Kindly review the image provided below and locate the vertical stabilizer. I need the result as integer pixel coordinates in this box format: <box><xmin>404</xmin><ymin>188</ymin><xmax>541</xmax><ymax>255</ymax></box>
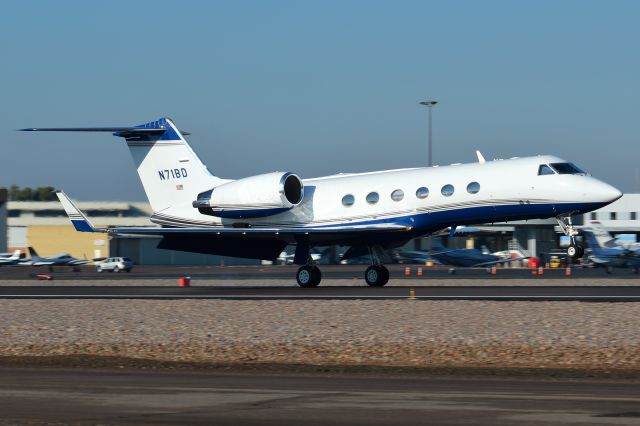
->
<box><xmin>119</xmin><ymin>118</ymin><xmax>226</xmax><ymax>212</ymax></box>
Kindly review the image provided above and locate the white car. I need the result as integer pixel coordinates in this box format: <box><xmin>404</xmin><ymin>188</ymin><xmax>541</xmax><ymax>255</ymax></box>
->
<box><xmin>96</xmin><ymin>257</ymin><xmax>133</xmax><ymax>272</ymax></box>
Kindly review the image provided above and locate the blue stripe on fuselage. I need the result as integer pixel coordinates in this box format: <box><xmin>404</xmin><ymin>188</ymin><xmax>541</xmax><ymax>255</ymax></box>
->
<box><xmin>314</xmin><ymin>201</ymin><xmax>608</xmax><ymax>235</ymax></box>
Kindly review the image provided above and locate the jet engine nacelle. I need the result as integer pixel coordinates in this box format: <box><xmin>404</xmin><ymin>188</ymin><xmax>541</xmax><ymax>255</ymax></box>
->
<box><xmin>193</xmin><ymin>172</ymin><xmax>304</xmax><ymax>219</ymax></box>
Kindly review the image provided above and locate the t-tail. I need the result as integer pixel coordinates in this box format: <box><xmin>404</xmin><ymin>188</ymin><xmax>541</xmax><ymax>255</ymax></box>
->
<box><xmin>27</xmin><ymin>247</ymin><xmax>43</xmax><ymax>262</ymax></box>
<box><xmin>22</xmin><ymin>117</ymin><xmax>226</xmax><ymax>212</ymax></box>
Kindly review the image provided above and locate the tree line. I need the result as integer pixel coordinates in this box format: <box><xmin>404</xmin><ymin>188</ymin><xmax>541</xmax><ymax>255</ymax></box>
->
<box><xmin>1</xmin><ymin>185</ymin><xmax>57</xmax><ymax>201</ymax></box>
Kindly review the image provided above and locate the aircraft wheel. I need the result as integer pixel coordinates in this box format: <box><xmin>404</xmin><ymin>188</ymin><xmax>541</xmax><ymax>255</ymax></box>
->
<box><xmin>365</xmin><ymin>265</ymin><xmax>389</xmax><ymax>287</ymax></box>
<box><xmin>632</xmin><ymin>267</ymin><xmax>639</xmax><ymax>274</ymax></box>
<box><xmin>567</xmin><ymin>245</ymin><xmax>577</xmax><ymax>258</ymax></box>
<box><xmin>448</xmin><ymin>268</ymin><xmax>456</xmax><ymax>275</ymax></box>
<box><xmin>606</xmin><ymin>266</ymin><xmax>613</xmax><ymax>274</ymax></box>
<box><xmin>297</xmin><ymin>265</ymin><xmax>321</xmax><ymax>288</ymax></box>
<box><xmin>96</xmin><ymin>266</ymin><xmax>103</xmax><ymax>273</ymax></box>
<box><xmin>114</xmin><ymin>266</ymin><xmax>120</xmax><ymax>273</ymax></box>
<box><xmin>574</xmin><ymin>245</ymin><xmax>585</xmax><ymax>258</ymax></box>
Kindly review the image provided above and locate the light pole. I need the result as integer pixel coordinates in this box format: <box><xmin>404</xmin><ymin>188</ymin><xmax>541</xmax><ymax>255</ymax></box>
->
<box><xmin>419</xmin><ymin>100</ymin><xmax>438</xmax><ymax>254</ymax></box>
<box><xmin>419</xmin><ymin>100</ymin><xmax>438</xmax><ymax>166</ymax></box>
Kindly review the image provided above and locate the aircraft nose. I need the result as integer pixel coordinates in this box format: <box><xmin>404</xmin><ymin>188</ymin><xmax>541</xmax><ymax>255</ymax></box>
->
<box><xmin>597</xmin><ymin>182</ymin><xmax>623</xmax><ymax>204</ymax></box>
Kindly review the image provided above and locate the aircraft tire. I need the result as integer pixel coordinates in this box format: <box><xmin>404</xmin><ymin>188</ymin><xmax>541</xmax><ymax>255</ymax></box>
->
<box><xmin>567</xmin><ymin>245</ymin><xmax>577</xmax><ymax>258</ymax></box>
<box><xmin>297</xmin><ymin>265</ymin><xmax>321</xmax><ymax>288</ymax></box>
<box><xmin>365</xmin><ymin>265</ymin><xmax>389</xmax><ymax>287</ymax></box>
<box><xmin>575</xmin><ymin>245</ymin><xmax>585</xmax><ymax>258</ymax></box>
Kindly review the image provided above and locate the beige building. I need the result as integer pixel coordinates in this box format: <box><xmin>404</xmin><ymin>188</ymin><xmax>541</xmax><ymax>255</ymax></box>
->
<box><xmin>0</xmin><ymin>189</ymin><xmax>7</xmax><ymax>252</ymax></box>
<box><xmin>8</xmin><ymin>200</ymin><xmax>154</xmax><ymax>259</ymax></box>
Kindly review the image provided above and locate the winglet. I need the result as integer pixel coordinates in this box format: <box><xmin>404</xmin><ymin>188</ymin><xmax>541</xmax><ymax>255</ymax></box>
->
<box><xmin>56</xmin><ymin>191</ymin><xmax>98</xmax><ymax>232</ymax></box>
<box><xmin>476</xmin><ymin>150</ymin><xmax>486</xmax><ymax>164</ymax></box>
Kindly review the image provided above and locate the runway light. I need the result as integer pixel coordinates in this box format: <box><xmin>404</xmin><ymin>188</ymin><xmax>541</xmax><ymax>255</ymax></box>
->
<box><xmin>565</xmin><ymin>266</ymin><xmax>572</xmax><ymax>277</ymax></box>
<box><xmin>405</xmin><ymin>267</ymin><xmax>411</xmax><ymax>276</ymax></box>
<box><xmin>408</xmin><ymin>288</ymin><xmax>417</xmax><ymax>300</ymax></box>
<box><xmin>417</xmin><ymin>267</ymin><xmax>423</xmax><ymax>277</ymax></box>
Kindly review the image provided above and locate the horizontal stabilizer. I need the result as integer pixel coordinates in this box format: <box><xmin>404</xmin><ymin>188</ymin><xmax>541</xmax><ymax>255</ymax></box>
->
<box><xmin>56</xmin><ymin>191</ymin><xmax>96</xmax><ymax>232</ymax></box>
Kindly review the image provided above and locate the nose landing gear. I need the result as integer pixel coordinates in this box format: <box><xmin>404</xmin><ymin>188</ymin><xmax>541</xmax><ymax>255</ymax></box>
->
<box><xmin>556</xmin><ymin>214</ymin><xmax>584</xmax><ymax>258</ymax></box>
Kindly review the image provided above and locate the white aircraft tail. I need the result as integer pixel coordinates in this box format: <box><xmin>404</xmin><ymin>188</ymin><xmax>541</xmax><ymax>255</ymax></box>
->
<box><xmin>121</xmin><ymin>118</ymin><xmax>225</xmax><ymax>212</ymax></box>
<box><xmin>586</xmin><ymin>221</ymin><xmax>617</xmax><ymax>248</ymax></box>
<box><xmin>22</xmin><ymin>117</ymin><xmax>226</xmax><ymax>213</ymax></box>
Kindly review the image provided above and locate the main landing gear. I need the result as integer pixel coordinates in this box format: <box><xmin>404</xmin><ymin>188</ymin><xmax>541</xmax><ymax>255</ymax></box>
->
<box><xmin>556</xmin><ymin>214</ymin><xmax>585</xmax><ymax>259</ymax></box>
<box><xmin>295</xmin><ymin>246</ymin><xmax>390</xmax><ymax>288</ymax></box>
<box><xmin>296</xmin><ymin>265</ymin><xmax>322</xmax><ymax>288</ymax></box>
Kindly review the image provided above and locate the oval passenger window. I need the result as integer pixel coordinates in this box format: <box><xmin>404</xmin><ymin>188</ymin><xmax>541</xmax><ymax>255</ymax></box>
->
<box><xmin>391</xmin><ymin>189</ymin><xmax>404</xmax><ymax>201</ymax></box>
<box><xmin>441</xmin><ymin>184</ymin><xmax>454</xmax><ymax>197</ymax></box>
<box><xmin>467</xmin><ymin>182</ymin><xmax>480</xmax><ymax>194</ymax></box>
<box><xmin>342</xmin><ymin>194</ymin><xmax>355</xmax><ymax>207</ymax></box>
<box><xmin>366</xmin><ymin>192</ymin><xmax>380</xmax><ymax>204</ymax></box>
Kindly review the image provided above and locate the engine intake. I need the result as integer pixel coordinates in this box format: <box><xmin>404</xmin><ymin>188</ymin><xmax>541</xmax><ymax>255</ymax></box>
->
<box><xmin>193</xmin><ymin>172</ymin><xmax>303</xmax><ymax>219</ymax></box>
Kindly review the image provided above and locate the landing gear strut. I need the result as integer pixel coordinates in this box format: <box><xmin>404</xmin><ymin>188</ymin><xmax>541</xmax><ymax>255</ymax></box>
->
<box><xmin>556</xmin><ymin>214</ymin><xmax>584</xmax><ymax>259</ymax></box>
<box><xmin>364</xmin><ymin>246</ymin><xmax>389</xmax><ymax>287</ymax></box>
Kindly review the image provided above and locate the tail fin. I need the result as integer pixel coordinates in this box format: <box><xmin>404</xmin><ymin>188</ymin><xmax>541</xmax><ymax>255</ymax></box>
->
<box><xmin>56</xmin><ymin>191</ymin><xmax>97</xmax><ymax>232</ymax></box>
<box><xmin>121</xmin><ymin>118</ymin><xmax>225</xmax><ymax>212</ymax></box>
<box><xmin>587</xmin><ymin>221</ymin><xmax>617</xmax><ymax>248</ymax></box>
<box><xmin>28</xmin><ymin>247</ymin><xmax>42</xmax><ymax>261</ymax></box>
<box><xmin>582</xmin><ymin>229</ymin><xmax>608</xmax><ymax>255</ymax></box>
<box><xmin>22</xmin><ymin>117</ymin><xmax>226</xmax><ymax>212</ymax></box>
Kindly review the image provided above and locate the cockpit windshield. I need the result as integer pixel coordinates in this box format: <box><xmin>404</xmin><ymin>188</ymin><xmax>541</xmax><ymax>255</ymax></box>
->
<box><xmin>549</xmin><ymin>162</ymin><xmax>586</xmax><ymax>175</ymax></box>
<box><xmin>538</xmin><ymin>165</ymin><xmax>555</xmax><ymax>175</ymax></box>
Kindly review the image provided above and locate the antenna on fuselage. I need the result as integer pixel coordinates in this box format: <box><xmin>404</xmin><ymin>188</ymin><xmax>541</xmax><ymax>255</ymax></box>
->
<box><xmin>476</xmin><ymin>150</ymin><xmax>486</xmax><ymax>164</ymax></box>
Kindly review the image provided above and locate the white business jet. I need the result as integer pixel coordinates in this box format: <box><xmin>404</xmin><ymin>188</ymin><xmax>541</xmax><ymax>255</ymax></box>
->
<box><xmin>22</xmin><ymin>117</ymin><xmax>622</xmax><ymax>287</ymax></box>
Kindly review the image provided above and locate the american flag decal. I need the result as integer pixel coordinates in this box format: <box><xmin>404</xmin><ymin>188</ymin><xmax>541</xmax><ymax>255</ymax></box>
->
<box><xmin>176</xmin><ymin>184</ymin><xmax>183</xmax><ymax>190</ymax></box>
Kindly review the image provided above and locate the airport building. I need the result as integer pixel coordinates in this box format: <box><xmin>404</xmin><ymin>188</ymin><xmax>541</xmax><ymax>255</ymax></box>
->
<box><xmin>0</xmin><ymin>189</ymin><xmax>7</xmax><ymax>252</ymax></box>
<box><xmin>7</xmin><ymin>200</ymin><xmax>153</xmax><ymax>259</ymax></box>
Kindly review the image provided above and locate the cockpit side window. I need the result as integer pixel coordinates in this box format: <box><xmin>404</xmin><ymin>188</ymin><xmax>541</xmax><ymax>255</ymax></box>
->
<box><xmin>549</xmin><ymin>162</ymin><xmax>586</xmax><ymax>175</ymax></box>
<box><xmin>538</xmin><ymin>164</ymin><xmax>555</xmax><ymax>175</ymax></box>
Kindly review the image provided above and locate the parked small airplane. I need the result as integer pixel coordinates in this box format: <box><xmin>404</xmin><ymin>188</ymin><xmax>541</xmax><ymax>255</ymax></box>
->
<box><xmin>23</xmin><ymin>117</ymin><xmax>622</xmax><ymax>286</ymax></box>
<box><xmin>0</xmin><ymin>250</ymin><xmax>22</xmax><ymax>266</ymax></box>
<box><xmin>581</xmin><ymin>222</ymin><xmax>640</xmax><ymax>273</ymax></box>
<box><xmin>398</xmin><ymin>240</ymin><xmax>528</xmax><ymax>273</ymax></box>
<box><xmin>25</xmin><ymin>247</ymin><xmax>90</xmax><ymax>268</ymax></box>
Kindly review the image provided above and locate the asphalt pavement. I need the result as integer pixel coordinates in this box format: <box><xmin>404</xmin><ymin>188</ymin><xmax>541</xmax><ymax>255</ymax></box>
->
<box><xmin>1</xmin><ymin>285</ymin><xmax>640</xmax><ymax>301</ymax></box>
<box><xmin>1</xmin><ymin>368</ymin><xmax>639</xmax><ymax>425</ymax></box>
<box><xmin>1</xmin><ymin>263</ymin><xmax>638</xmax><ymax>280</ymax></box>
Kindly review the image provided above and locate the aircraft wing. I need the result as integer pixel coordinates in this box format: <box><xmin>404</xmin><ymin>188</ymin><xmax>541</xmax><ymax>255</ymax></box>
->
<box><xmin>56</xmin><ymin>191</ymin><xmax>412</xmax><ymax>244</ymax></box>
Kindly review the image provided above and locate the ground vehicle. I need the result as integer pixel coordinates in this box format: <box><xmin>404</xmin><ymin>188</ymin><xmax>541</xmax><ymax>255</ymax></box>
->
<box><xmin>96</xmin><ymin>257</ymin><xmax>133</xmax><ymax>272</ymax></box>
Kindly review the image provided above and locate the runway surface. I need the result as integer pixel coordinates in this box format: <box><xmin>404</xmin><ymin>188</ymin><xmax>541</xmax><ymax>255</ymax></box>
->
<box><xmin>2</xmin><ymin>285</ymin><xmax>640</xmax><ymax>301</ymax></box>
<box><xmin>1</xmin><ymin>368</ymin><xmax>639</xmax><ymax>425</ymax></box>
<box><xmin>1</xmin><ymin>264</ymin><xmax>638</xmax><ymax>280</ymax></box>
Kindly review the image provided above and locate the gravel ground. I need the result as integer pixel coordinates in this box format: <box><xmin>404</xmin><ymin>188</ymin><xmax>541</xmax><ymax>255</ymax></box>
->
<box><xmin>1</xmin><ymin>299</ymin><xmax>639</xmax><ymax>371</ymax></box>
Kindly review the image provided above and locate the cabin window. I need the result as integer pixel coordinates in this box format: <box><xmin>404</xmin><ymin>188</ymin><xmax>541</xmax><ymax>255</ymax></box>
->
<box><xmin>416</xmin><ymin>187</ymin><xmax>429</xmax><ymax>199</ymax></box>
<box><xmin>590</xmin><ymin>212</ymin><xmax>597</xmax><ymax>220</ymax></box>
<box><xmin>466</xmin><ymin>182</ymin><xmax>480</xmax><ymax>194</ymax></box>
<box><xmin>632</xmin><ymin>212</ymin><xmax>637</xmax><ymax>220</ymax></box>
<box><xmin>441</xmin><ymin>184</ymin><xmax>454</xmax><ymax>197</ymax></box>
<box><xmin>342</xmin><ymin>194</ymin><xmax>355</xmax><ymax>207</ymax></box>
<box><xmin>610</xmin><ymin>212</ymin><xmax>617</xmax><ymax>220</ymax></box>
<box><xmin>538</xmin><ymin>165</ymin><xmax>555</xmax><ymax>175</ymax></box>
<box><xmin>366</xmin><ymin>192</ymin><xmax>380</xmax><ymax>204</ymax></box>
<box><xmin>391</xmin><ymin>189</ymin><xmax>404</xmax><ymax>201</ymax></box>
<box><xmin>550</xmin><ymin>162</ymin><xmax>585</xmax><ymax>175</ymax></box>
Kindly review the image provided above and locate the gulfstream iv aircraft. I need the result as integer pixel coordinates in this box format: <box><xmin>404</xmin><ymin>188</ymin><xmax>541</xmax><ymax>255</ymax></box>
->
<box><xmin>22</xmin><ymin>117</ymin><xmax>622</xmax><ymax>287</ymax></box>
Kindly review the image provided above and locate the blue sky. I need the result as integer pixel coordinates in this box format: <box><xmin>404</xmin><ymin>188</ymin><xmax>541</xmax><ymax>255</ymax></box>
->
<box><xmin>2</xmin><ymin>0</ymin><xmax>639</xmax><ymax>200</ymax></box>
